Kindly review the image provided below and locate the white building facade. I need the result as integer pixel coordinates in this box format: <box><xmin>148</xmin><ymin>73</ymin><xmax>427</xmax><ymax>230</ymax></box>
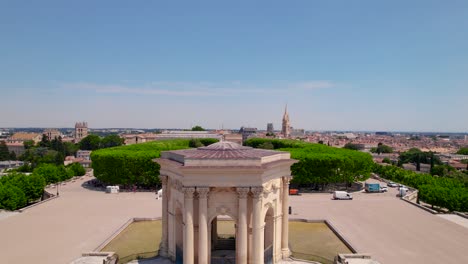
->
<box><xmin>155</xmin><ymin>141</ymin><xmax>297</xmax><ymax>264</ymax></box>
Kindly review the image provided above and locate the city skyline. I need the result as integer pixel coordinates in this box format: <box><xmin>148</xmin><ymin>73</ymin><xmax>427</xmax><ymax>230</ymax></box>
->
<box><xmin>1</xmin><ymin>1</ymin><xmax>467</xmax><ymax>132</ymax></box>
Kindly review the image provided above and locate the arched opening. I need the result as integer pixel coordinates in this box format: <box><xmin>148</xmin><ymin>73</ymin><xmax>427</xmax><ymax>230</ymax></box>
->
<box><xmin>175</xmin><ymin>207</ymin><xmax>183</xmax><ymax>264</ymax></box>
<box><xmin>211</xmin><ymin>215</ymin><xmax>236</xmax><ymax>264</ymax></box>
<box><xmin>264</xmin><ymin>207</ymin><xmax>274</xmax><ymax>264</ymax></box>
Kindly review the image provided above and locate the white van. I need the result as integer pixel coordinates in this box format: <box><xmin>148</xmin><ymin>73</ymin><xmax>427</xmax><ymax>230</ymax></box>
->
<box><xmin>333</xmin><ymin>191</ymin><xmax>353</xmax><ymax>200</ymax></box>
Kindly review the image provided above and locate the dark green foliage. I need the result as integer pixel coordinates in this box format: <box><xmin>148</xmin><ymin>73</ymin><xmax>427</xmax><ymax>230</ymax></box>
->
<box><xmin>14</xmin><ymin>164</ymin><xmax>33</xmax><ymax>173</ymax></box>
<box><xmin>189</xmin><ymin>139</ymin><xmax>204</xmax><ymax>148</ymax></box>
<box><xmin>0</xmin><ymin>172</ymin><xmax>46</xmax><ymax>204</ymax></box>
<box><xmin>63</xmin><ymin>142</ymin><xmax>79</xmax><ymax>156</ymax></box>
<box><xmin>19</xmin><ymin>148</ymin><xmax>62</xmax><ymax>168</ymax></box>
<box><xmin>23</xmin><ymin>140</ymin><xmax>35</xmax><ymax>149</ymax></box>
<box><xmin>0</xmin><ymin>171</ymin><xmax>47</xmax><ymax>210</ymax></box>
<box><xmin>373</xmin><ymin>164</ymin><xmax>468</xmax><ymax>212</ymax></box>
<box><xmin>32</xmin><ymin>162</ymin><xmax>83</xmax><ymax>185</ymax></box>
<box><xmin>33</xmin><ymin>164</ymin><xmax>60</xmax><ymax>184</ymax></box>
<box><xmin>50</xmin><ymin>136</ymin><xmax>65</xmax><ymax>154</ymax></box>
<box><xmin>67</xmin><ymin>162</ymin><xmax>86</xmax><ymax>176</ymax></box>
<box><xmin>457</xmin><ymin>148</ymin><xmax>468</xmax><ymax>155</ymax></box>
<box><xmin>0</xmin><ymin>141</ymin><xmax>11</xmax><ymax>161</ymax></box>
<box><xmin>382</xmin><ymin>157</ymin><xmax>392</xmax><ymax>164</ymax></box>
<box><xmin>343</xmin><ymin>143</ymin><xmax>363</xmax><ymax>151</ymax></box>
<box><xmin>244</xmin><ymin>138</ymin><xmax>374</xmax><ymax>189</ymax></box>
<box><xmin>399</xmin><ymin>149</ymin><xmax>441</xmax><ymax>169</ymax></box>
<box><xmin>39</xmin><ymin>134</ymin><xmax>51</xmax><ymax>148</ymax></box>
<box><xmin>431</xmin><ymin>164</ymin><xmax>455</xmax><ymax>176</ymax></box>
<box><xmin>79</xmin><ymin>135</ymin><xmax>102</xmax><ymax>150</ymax></box>
<box><xmin>0</xmin><ymin>184</ymin><xmax>27</xmax><ymax>211</ymax></box>
<box><xmin>91</xmin><ymin>140</ymin><xmax>193</xmax><ymax>188</ymax></box>
<box><xmin>199</xmin><ymin>138</ymin><xmax>219</xmax><ymax>146</ymax></box>
<box><xmin>258</xmin><ymin>142</ymin><xmax>274</xmax><ymax>150</ymax></box>
<box><xmin>101</xmin><ymin>134</ymin><xmax>125</xmax><ymax>148</ymax></box>
<box><xmin>370</xmin><ymin>143</ymin><xmax>393</xmax><ymax>154</ymax></box>
<box><xmin>191</xmin><ymin>125</ymin><xmax>205</xmax><ymax>131</ymax></box>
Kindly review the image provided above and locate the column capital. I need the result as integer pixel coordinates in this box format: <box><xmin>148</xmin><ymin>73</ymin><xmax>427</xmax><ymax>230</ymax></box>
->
<box><xmin>183</xmin><ymin>187</ymin><xmax>196</xmax><ymax>199</ymax></box>
<box><xmin>251</xmin><ymin>187</ymin><xmax>264</xmax><ymax>198</ymax></box>
<box><xmin>197</xmin><ymin>187</ymin><xmax>210</xmax><ymax>198</ymax></box>
<box><xmin>159</xmin><ymin>175</ymin><xmax>168</xmax><ymax>185</ymax></box>
<box><xmin>282</xmin><ymin>176</ymin><xmax>292</xmax><ymax>185</ymax></box>
<box><xmin>236</xmin><ymin>187</ymin><xmax>250</xmax><ymax>199</ymax></box>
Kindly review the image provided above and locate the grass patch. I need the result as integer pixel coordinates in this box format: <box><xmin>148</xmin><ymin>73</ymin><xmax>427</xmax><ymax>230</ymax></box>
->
<box><xmin>101</xmin><ymin>220</ymin><xmax>351</xmax><ymax>264</ymax></box>
<box><xmin>101</xmin><ymin>220</ymin><xmax>161</xmax><ymax>263</ymax></box>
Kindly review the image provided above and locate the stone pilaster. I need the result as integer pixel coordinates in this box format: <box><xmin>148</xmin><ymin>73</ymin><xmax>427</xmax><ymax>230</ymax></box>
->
<box><xmin>183</xmin><ymin>187</ymin><xmax>195</xmax><ymax>264</ymax></box>
<box><xmin>281</xmin><ymin>177</ymin><xmax>291</xmax><ymax>258</ymax></box>
<box><xmin>197</xmin><ymin>187</ymin><xmax>210</xmax><ymax>264</ymax></box>
<box><xmin>159</xmin><ymin>175</ymin><xmax>169</xmax><ymax>257</ymax></box>
<box><xmin>236</xmin><ymin>187</ymin><xmax>250</xmax><ymax>264</ymax></box>
<box><xmin>251</xmin><ymin>186</ymin><xmax>264</xmax><ymax>264</ymax></box>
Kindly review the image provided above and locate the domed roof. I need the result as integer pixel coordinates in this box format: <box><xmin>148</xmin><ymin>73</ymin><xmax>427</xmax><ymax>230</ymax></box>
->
<box><xmin>198</xmin><ymin>141</ymin><xmax>251</xmax><ymax>151</ymax></box>
<box><xmin>158</xmin><ymin>141</ymin><xmax>293</xmax><ymax>167</ymax></box>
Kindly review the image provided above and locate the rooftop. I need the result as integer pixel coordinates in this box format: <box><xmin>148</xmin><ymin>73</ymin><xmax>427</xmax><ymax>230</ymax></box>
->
<box><xmin>158</xmin><ymin>141</ymin><xmax>295</xmax><ymax>167</ymax></box>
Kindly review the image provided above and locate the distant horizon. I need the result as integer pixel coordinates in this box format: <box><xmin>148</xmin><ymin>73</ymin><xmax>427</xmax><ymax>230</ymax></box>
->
<box><xmin>2</xmin><ymin>1</ymin><xmax>467</xmax><ymax>132</ymax></box>
<box><xmin>2</xmin><ymin>126</ymin><xmax>467</xmax><ymax>135</ymax></box>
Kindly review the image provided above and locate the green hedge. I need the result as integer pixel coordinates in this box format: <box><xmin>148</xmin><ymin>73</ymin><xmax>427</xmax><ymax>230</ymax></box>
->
<box><xmin>91</xmin><ymin>140</ymin><xmax>194</xmax><ymax>187</ymax></box>
<box><xmin>373</xmin><ymin>164</ymin><xmax>468</xmax><ymax>212</ymax></box>
<box><xmin>245</xmin><ymin>139</ymin><xmax>374</xmax><ymax>186</ymax></box>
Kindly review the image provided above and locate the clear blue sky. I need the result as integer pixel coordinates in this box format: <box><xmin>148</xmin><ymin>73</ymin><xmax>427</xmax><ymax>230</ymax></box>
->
<box><xmin>1</xmin><ymin>0</ymin><xmax>467</xmax><ymax>132</ymax></box>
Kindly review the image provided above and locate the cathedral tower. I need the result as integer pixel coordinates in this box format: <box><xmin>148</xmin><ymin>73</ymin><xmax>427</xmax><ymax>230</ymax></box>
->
<box><xmin>282</xmin><ymin>105</ymin><xmax>291</xmax><ymax>138</ymax></box>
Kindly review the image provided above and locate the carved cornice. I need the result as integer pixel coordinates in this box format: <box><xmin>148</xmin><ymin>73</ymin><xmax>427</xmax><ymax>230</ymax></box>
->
<box><xmin>236</xmin><ymin>187</ymin><xmax>250</xmax><ymax>199</ymax></box>
<box><xmin>197</xmin><ymin>187</ymin><xmax>210</xmax><ymax>199</ymax></box>
<box><xmin>251</xmin><ymin>187</ymin><xmax>264</xmax><ymax>198</ymax></box>
<box><xmin>183</xmin><ymin>187</ymin><xmax>196</xmax><ymax>199</ymax></box>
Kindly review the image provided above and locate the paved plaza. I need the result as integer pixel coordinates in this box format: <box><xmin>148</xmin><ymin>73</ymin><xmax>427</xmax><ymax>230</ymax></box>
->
<box><xmin>0</xmin><ymin>176</ymin><xmax>467</xmax><ymax>264</ymax></box>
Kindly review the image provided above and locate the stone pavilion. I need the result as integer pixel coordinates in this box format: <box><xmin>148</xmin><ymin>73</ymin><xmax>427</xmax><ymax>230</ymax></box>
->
<box><xmin>154</xmin><ymin>141</ymin><xmax>298</xmax><ymax>264</ymax></box>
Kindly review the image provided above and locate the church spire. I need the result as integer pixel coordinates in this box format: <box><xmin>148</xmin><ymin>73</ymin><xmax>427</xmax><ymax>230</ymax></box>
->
<box><xmin>282</xmin><ymin>104</ymin><xmax>291</xmax><ymax>138</ymax></box>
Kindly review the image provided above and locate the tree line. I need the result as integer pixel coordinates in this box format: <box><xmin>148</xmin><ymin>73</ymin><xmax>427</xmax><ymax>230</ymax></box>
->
<box><xmin>245</xmin><ymin>138</ymin><xmax>374</xmax><ymax>190</ymax></box>
<box><xmin>373</xmin><ymin>164</ymin><xmax>468</xmax><ymax>212</ymax></box>
<box><xmin>0</xmin><ymin>162</ymin><xmax>85</xmax><ymax>211</ymax></box>
<box><xmin>91</xmin><ymin>139</ymin><xmax>218</xmax><ymax>188</ymax></box>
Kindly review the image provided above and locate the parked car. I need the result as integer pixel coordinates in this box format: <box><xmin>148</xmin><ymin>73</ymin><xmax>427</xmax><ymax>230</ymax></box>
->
<box><xmin>333</xmin><ymin>191</ymin><xmax>353</xmax><ymax>200</ymax></box>
<box><xmin>380</xmin><ymin>186</ymin><xmax>388</xmax><ymax>192</ymax></box>
<box><xmin>387</xmin><ymin>182</ymin><xmax>398</xmax><ymax>187</ymax></box>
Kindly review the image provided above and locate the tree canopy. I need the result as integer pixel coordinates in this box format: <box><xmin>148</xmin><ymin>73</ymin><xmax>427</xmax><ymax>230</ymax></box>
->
<box><xmin>457</xmin><ymin>147</ymin><xmax>468</xmax><ymax>155</ymax></box>
<box><xmin>343</xmin><ymin>143</ymin><xmax>363</xmax><ymax>151</ymax></box>
<box><xmin>191</xmin><ymin>125</ymin><xmax>205</xmax><ymax>131</ymax></box>
<box><xmin>0</xmin><ymin>172</ymin><xmax>46</xmax><ymax>210</ymax></box>
<box><xmin>79</xmin><ymin>135</ymin><xmax>102</xmax><ymax>150</ymax></box>
<box><xmin>244</xmin><ymin>138</ymin><xmax>374</xmax><ymax>190</ymax></box>
<box><xmin>91</xmin><ymin>140</ymin><xmax>193</xmax><ymax>187</ymax></box>
<box><xmin>374</xmin><ymin>164</ymin><xmax>468</xmax><ymax>212</ymax></box>
<box><xmin>0</xmin><ymin>141</ymin><xmax>13</xmax><ymax>161</ymax></box>
<box><xmin>370</xmin><ymin>143</ymin><xmax>393</xmax><ymax>154</ymax></box>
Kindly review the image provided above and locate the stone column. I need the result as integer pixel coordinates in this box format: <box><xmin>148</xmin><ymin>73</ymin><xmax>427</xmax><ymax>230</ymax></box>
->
<box><xmin>183</xmin><ymin>187</ymin><xmax>195</xmax><ymax>264</ymax></box>
<box><xmin>251</xmin><ymin>187</ymin><xmax>264</xmax><ymax>264</ymax></box>
<box><xmin>237</xmin><ymin>187</ymin><xmax>250</xmax><ymax>264</ymax></box>
<box><xmin>281</xmin><ymin>177</ymin><xmax>291</xmax><ymax>258</ymax></box>
<box><xmin>197</xmin><ymin>187</ymin><xmax>210</xmax><ymax>264</ymax></box>
<box><xmin>159</xmin><ymin>175</ymin><xmax>169</xmax><ymax>257</ymax></box>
